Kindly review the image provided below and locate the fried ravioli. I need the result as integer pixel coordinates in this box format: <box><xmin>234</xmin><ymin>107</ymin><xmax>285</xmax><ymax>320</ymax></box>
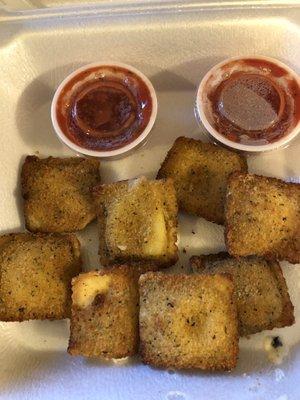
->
<box><xmin>225</xmin><ymin>173</ymin><xmax>300</xmax><ymax>263</ymax></box>
<box><xmin>68</xmin><ymin>266</ymin><xmax>139</xmax><ymax>358</ymax></box>
<box><xmin>22</xmin><ymin>156</ymin><xmax>100</xmax><ymax>233</ymax></box>
<box><xmin>0</xmin><ymin>232</ymin><xmax>82</xmax><ymax>321</ymax></box>
<box><xmin>190</xmin><ymin>253</ymin><xmax>294</xmax><ymax>336</ymax></box>
<box><xmin>157</xmin><ymin>137</ymin><xmax>247</xmax><ymax>224</ymax></box>
<box><xmin>92</xmin><ymin>177</ymin><xmax>178</xmax><ymax>268</ymax></box>
<box><xmin>139</xmin><ymin>272</ymin><xmax>239</xmax><ymax>370</ymax></box>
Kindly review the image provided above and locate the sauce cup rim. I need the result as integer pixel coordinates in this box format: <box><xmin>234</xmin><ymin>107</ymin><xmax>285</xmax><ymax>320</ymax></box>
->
<box><xmin>51</xmin><ymin>61</ymin><xmax>158</xmax><ymax>158</ymax></box>
<box><xmin>195</xmin><ymin>55</ymin><xmax>300</xmax><ymax>153</ymax></box>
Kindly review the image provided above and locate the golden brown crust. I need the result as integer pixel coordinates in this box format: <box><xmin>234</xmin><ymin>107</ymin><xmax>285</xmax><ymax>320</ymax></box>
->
<box><xmin>225</xmin><ymin>172</ymin><xmax>300</xmax><ymax>263</ymax></box>
<box><xmin>139</xmin><ymin>272</ymin><xmax>239</xmax><ymax>370</ymax></box>
<box><xmin>157</xmin><ymin>137</ymin><xmax>247</xmax><ymax>224</ymax></box>
<box><xmin>0</xmin><ymin>232</ymin><xmax>82</xmax><ymax>321</ymax></box>
<box><xmin>271</xmin><ymin>262</ymin><xmax>295</xmax><ymax>328</ymax></box>
<box><xmin>68</xmin><ymin>265</ymin><xmax>139</xmax><ymax>359</ymax></box>
<box><xmin>103</xmin><ymin>261</ymin><xmax>162</xmax><ymax>274</ymax></box>
<box><xmin>92</xmin><ymin>177</ymin><xmax>178</xmax><ymax>268</ymax></box>
<box><xmin>190</xmin><ymin>253</ymin><xmax>295</xmax><ymax>336</ymax></box>
<box><xmin>0</xmin><ymin>233</ymin><xmax>26</xmax><ymax>248</ymax></box>
<box><xmin>21</xmin><ymin>156</ymin><xmax>101</xmax><ymax>233</ymax></box>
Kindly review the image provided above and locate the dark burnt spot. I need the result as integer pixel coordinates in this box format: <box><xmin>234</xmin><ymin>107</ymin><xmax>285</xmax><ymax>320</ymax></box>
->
<box><xmin>271</xmin><ymin>336</ymin><xmax>283</xmax><ymax>349</ymax></box>
<box><xmin>92</xmin><ymin>293</ymin><xmax>106</xmax><ymax>307</ymax></box>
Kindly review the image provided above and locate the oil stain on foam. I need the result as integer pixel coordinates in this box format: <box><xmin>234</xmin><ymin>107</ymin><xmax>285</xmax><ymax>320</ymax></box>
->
<box><xmin>263</xmin><ymin>336</ymin><xmax>289</xmax><ymax>365</ymax></box>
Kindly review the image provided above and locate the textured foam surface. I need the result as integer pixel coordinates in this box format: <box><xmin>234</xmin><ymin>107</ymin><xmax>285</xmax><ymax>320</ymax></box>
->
<box><xmin>0</xmin><ymin>3</ymin><xmax>300</xmax><ymax>400</ymax></box>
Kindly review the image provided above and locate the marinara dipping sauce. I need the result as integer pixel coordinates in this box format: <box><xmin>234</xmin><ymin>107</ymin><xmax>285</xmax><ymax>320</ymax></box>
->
<box><xmin>196</xmin><ymin>56</ymin><xmax>300</xmax><ymax>152</ymax></box>
<box><xmin>51</xmin><ymin>63</ymin><xmax>157</xmax><ymax>157</ymax></box>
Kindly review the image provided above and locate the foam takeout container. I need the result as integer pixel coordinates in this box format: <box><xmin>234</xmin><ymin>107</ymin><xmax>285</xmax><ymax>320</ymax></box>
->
<box><xmin>0</xmin><ymin>1</ymin><xmax>299</xmax><ymax>400</ymax></box>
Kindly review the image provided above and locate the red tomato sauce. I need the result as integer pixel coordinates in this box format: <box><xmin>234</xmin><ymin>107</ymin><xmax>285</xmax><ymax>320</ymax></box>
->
<box><xmin>206</xmin><ymin>59</ymin><xmax>300</xmax><ymax>144</ymax></box>
<box><xmin>56</xmin><ymin>66</ymin><xmax>153</xmax><ymax>151</ymax></box>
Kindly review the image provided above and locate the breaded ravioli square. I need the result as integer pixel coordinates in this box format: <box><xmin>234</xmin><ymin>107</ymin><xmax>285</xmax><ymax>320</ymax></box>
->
<box><xmin>139</xmin><ymin>272</ymin><xmax>239</xmax><ymax>370</ymax></box>
<box><xmin>225</xmin><ymin>173</ymin><xmax>300</xmax><ymax>263</ymax></box>
<box><xmin>92</xmin><ymin>177</ymin><xmax>178</xmax><ymax>268</ymax></box>
<box><xmin>157</xmin><ymin>137</ymin><xmax>247</xmax><ymax>224</ymax></box>
<box><xmin>0</xmin><ymin>232</ymin><xmax>81</xmax><ymax>321</ymax></box>
<box><xmin>21</xmin><ymin>156</ymin><xmax>100</xmax><ymax>233</ymax></box>
<box><xmin>68</xmin><ymin>266</ymin><xmax>139</xmax><ymax>359</ymax></box>
<box><xmin>190</xmin><ymin>253</ymin><xmax>294</xmax><ymax>336</ymax></box>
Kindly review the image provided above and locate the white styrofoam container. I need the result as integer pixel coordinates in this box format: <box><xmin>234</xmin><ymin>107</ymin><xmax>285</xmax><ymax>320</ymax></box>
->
<box><xmin>0</xmin><ymin>2</ymin><xmax>299</xmax><ymax>399</ymax></box>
